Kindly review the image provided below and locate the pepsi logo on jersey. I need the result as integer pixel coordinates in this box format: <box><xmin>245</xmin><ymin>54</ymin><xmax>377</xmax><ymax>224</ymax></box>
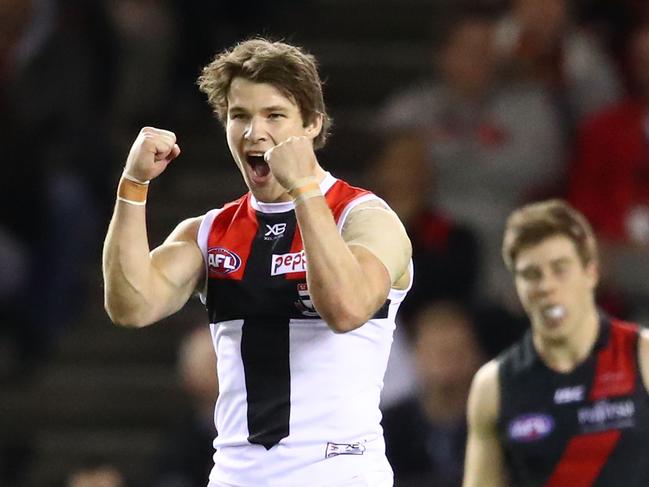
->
<box><xmin>271</xmin><ymin>250</ymin><xmax>307</xmax><ymax>276</ymax></box>
<box><xmin>208</xmin><ymin>247</ymin><xmax>242</xmax><ymax>275</ymax></box>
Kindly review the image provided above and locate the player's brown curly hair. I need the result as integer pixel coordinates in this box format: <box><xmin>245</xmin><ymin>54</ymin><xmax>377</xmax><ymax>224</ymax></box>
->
<box><xmin>198</xmin><ymin>38</ymin><xmax>332</xmax><ymax>149</ymax></box>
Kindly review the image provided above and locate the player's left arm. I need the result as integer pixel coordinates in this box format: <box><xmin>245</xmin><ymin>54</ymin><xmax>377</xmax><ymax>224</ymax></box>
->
<box><xmin>265</xmin><ymin>133</ymin><xmax>411</xmax><ymax>333</ymax></box>
<box><xmin>296</xmin><ymin>197</ymin><xmax>411</xmax><ymax>333</ymax></box>
<box><xmin>638</xmin><ymin>328</ymin><xmax>649</xmax><ymax>390</ymax></box>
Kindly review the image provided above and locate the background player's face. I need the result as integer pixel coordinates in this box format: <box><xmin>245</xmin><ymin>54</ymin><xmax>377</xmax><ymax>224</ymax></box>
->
<box><xmin>513</xmin><ymin>235</ymin><xmax>598</xmax><ymax>341</ymax></box>
<box><xmin>225</xmin><ymin>77</ymin><xmax>319</xmax><ymax>203</ymax></box>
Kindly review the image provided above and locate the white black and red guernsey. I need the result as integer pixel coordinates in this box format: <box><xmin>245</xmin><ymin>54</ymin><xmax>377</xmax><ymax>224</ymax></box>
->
<box><xmin>197</xmin><ymin>173</ymin><xmax>410</xmax><ymax>486</ymax></box>
<box><xmin>497</xmin><ymin>316</ymin><xmax>649</xmax><ymax>487</ymax></box>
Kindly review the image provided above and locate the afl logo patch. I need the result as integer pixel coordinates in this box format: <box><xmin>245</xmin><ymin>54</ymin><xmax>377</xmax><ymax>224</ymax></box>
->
<box><xmin>508</xmin><ymin>414</ymin><xmax>554</xmax><ymax>443</ymax></box>
<box><xmin>207</xmin><ymin>247</ymin><xmax>241</xmax><ymax>275</ymax></box>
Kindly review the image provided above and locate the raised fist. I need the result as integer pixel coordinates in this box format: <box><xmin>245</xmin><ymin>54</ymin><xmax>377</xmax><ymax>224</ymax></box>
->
<box><xmin>264</xmin><ymin>135</ymin><xmax>318</xmax><ymax>190</ymax></box>
<box><xmin>124</xmin><ymin>127</ymin><xmax>181</xmax><ymax>182</ymax></box>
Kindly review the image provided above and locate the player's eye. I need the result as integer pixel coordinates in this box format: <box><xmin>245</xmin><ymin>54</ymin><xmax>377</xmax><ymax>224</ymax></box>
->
<box><xmin>519</xmin><ymin>268</ymin><xmax>541</xmax><ymax>282</ymax></box>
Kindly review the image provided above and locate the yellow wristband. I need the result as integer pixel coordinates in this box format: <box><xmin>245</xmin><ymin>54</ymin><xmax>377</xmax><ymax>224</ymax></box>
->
<box><xmin>117</xmin><ymin>177</ymin><xmax>149</xmax><ymax>205</ymax></box>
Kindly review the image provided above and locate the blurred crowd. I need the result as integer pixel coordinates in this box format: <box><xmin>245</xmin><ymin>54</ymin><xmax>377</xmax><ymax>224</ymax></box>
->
<box><xmin>376</xmin><ymin>1</ymin><xmax>649</xmax><ymax>485</ymax></box>
<box><xmin>2</xmin><ymin>0</ymin><xmax>649</xmax><ymax>486</ymax></box>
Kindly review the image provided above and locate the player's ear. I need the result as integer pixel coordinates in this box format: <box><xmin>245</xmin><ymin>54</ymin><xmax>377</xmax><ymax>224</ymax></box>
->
<box><xmin>585</xmin><ymin>259</ymin><xmax>599</xmax><ymax>289</ymax></box>
<box><xmin>304</xmin><ymin>113</ymin><xmax>323</xmax><ymax>140</ymax></box>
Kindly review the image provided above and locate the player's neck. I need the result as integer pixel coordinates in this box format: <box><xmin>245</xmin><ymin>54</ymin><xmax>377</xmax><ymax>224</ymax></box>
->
<box><xmin>533</xmin><ymin>306</ymin><xmax>600</xmax><ymax>373</ymax></box>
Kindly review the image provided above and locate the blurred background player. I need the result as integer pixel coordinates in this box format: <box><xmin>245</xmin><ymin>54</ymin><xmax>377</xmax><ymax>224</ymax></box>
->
<box><xmin>463</xmin><ymin>199</ymin><xmax>649</xmax><ymax>487</ymax></box>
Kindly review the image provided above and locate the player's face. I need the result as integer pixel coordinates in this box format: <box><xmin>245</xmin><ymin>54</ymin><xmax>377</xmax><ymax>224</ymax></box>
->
<box><xmin>513</xmin><ymin>235</ymin><xmax>598</xmax><ymax>342</ymax></box>
<box><xmin>226</xmin><ymin>77</ymin><xmax>317</xmax><ymax>203</ymax></box>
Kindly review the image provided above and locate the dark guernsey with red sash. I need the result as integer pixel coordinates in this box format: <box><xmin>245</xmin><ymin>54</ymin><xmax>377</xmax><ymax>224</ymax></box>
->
<box><xmin>497</xmin><ymin>317</ymin><xmax>649</xmax><ymax>487</ymax></box>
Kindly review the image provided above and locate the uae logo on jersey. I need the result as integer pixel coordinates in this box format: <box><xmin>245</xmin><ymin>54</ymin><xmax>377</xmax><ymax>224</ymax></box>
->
<box><xmin>207</xmin><ymin>247</ymin><xmax>241</xmax><ymax>276</ymax></box>
<box><xmin>295</xmin><ymin>282</ymin><xmax>319</xmax><ymax>317</ymax></box>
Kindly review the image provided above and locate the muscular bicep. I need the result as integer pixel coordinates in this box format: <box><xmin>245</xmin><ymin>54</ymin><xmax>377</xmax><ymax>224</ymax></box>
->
<box><xmin>341</xmin><ymin>200</ymin><xmax>412</xmax><ymax>289</ymax></box>
<box><xmin>148</xmin><ymin>216</ymin><xmax>205</xmax><ymax>317</ymax></box>
<box><xmin>463</xmin><ymin>360</ymin><xmax>507</xmax><ymax>487</ymax></box>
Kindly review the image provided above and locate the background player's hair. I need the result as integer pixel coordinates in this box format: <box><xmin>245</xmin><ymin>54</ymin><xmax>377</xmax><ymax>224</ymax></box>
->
<box><xmin>502</xmin><ymin>199</ymin><xmax>598</xmax><ymax>271</ymax></box>
<box><xmin>198</xmin><ymin>38</ymin><xmax>332</xmax><ymax>149</ymax></box>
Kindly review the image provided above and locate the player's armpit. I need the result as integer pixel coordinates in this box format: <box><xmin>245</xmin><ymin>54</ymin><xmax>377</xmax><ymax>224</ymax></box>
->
<box><xmin>341</xmin><ymin>200</ymin><xmax>412</xmax><ymax>289</ymax></box>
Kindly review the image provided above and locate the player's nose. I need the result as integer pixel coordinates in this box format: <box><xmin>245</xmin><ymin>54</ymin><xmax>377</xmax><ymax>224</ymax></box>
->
<box><xmin>244</xmin><ymin>117</ymin><xmax>267</xmax><ymax>142</ymax></box>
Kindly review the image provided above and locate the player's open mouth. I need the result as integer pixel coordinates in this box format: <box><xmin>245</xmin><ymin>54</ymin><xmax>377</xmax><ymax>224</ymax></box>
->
<box><xmin>543</xmin><ymin>305</ymin><xmax>566</xmax><ymax>321</ymax></box>
<box><xmin>246</xmin><ymin>154</ymin><xmax>271</xmax><ymax>179</ymax></box>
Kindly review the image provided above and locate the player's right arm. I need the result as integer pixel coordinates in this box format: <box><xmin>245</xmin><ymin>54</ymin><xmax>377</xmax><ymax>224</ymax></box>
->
<box><xmin>463</xmin><ymin>359</ymin><xmax>508</xmax><ymax>487</ymax></box>
<box><xmin>102</xmin><ymin>127</ymin><xmax>205</xmax><ymax>328</ymax></box>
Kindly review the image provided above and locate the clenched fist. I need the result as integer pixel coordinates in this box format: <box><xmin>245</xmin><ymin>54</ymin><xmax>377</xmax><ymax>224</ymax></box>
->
<box><xmin>124</xmin><ymin>127</ymin><xmax>181</xmax><ymax>182</ymax></box>
<box><xmin>264</xmin><ymin>135</ymin><xmax>318</xmax><ymax>190</ymax></box>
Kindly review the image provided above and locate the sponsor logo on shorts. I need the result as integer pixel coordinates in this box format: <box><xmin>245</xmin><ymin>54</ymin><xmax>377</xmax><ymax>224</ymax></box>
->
<box><xmin>325</xmin><ymin>442</ymin><xmax>366</xmax><ymax>458</ymax></box>
<box><xmin>271</xmin><ymin>250</ymin><xmax>307</xmax><ymax>275</ymax></box>
<box><xmin>508</xmin><ymin>414</ymin><xmax>554</xmax><ymax>443</ymax></box>
<box><xmin>207</xmin><ymin>247</ymin><xmax>241</xmax><ymax>275</ymax></box>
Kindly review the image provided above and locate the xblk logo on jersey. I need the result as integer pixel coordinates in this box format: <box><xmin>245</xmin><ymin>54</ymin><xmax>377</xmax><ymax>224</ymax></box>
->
<box><xmin>208</xmin><ymin>247</ymin><xmax>242</xmax><ymax>276</ymax></box>
<box><xmin>264</xmin><ymin>223</ymin><xmax>287</xmax><ymax>240</ymax></box>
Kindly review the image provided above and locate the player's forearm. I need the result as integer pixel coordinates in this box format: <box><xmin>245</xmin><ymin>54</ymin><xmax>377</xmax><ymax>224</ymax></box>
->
<box><xmin>295</xmin><ymin>198</ymin><xmax>382</xmax><ymax>333</ymax></box>
<box><xmin>102</xmin><ymin>202</ymin><xmax>159</xmax><ymax>327</ymax></box>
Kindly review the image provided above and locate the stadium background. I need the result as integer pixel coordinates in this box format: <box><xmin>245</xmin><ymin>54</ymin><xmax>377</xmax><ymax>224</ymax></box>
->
<box><xmin>1</xmin><ymin>0</ymin><xmax>647</xmax><ymax>485</ymax></box>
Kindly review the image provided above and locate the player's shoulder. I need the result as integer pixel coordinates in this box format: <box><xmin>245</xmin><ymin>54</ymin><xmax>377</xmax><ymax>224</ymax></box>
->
<box><xmin>195</xmin><ymin>194</ymin><xmax>250</xmax><ymax>233</ymax></box>
<box><xmin>160</xmin><ymin>215</ymin><xmax>204</xmax><ymax>249</ymax></box>
<box><xmin>327</xmin><ymin>177</ymin><xmax>374</xmax><ymax>206</ymax></box>
<box><xmin>472</xmin><ymin>359</ymin><xmax>501</xmax><ymax>397</ymax></box>
<box><xmin>468</xmin><ymin>359</ymin><xmax>501</xmax><ymax>427</ymax></box>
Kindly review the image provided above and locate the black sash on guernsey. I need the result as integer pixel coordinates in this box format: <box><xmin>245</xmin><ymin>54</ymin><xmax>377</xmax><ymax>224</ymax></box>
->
<box><xmin>206</xmin><ymin>194</ymin><xmax>391</xmax><ymax>450</ymax></box>
<box><xmin>497</xmin><ymin>316</ymin><xmax>649</xmax><ymax>487</ymax></box>
<box><xmin>208</xmin><ymin>210</ymin><xmax>298</xmax><ymax>450</ymax></box>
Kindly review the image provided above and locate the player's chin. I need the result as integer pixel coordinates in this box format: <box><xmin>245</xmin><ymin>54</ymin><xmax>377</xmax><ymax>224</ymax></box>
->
<box><xmin>248</xmin><ymin>171</ymin><xmax>273</xmax><ymax>186</ymax></box>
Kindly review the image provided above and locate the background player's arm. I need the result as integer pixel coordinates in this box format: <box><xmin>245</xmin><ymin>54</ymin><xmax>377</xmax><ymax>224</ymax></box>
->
<box><xmin>638</xmin><ymin>329</ymin><xmax>649</xmax><ymax>391</ymax></box>
<box><xmin>463</xmin><ymin>359</ymin><xmax>508</xmax><ymax>487</ymax></box>
<box><xmin>102</xmin><ymin>127</ymin><xmax>205</xmax><ymax>327</ymax></box>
